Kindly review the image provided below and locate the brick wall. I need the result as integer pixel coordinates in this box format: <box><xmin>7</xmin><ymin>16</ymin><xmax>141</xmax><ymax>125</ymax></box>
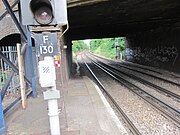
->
<box><xmin>0</xmin><ymin>0</ymin><xmax>19</xmax><ymax>40</ymax></box>
<box><xmin>0</xmin><ymin>0</ymin><xmax>15</xmax><ymax>12</ymax></box>
<box><xmin>0</xmin><ymin>13</ymin><xmax>19</xmax><ymax>40</ymax></box>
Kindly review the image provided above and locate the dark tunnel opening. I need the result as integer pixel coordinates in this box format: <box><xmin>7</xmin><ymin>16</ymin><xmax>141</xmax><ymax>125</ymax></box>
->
<box><xmin>0</xmin><ymin>34</ymin><xmax>35</xmax><ymax>47</ymax></box>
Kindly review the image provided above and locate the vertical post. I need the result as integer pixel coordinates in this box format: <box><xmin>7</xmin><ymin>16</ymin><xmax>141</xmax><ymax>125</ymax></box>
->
<box><xmin>117</xmin><ymin>46</ymin><xmax>120</xmax><ymax>59</ymax></box>
<box><xmin>0</xmin><ymin>94</ymin><xmax>6</xmax><ymax>134</ymax></box>
<box><xmin>120</xmin><ymin>52</ymin><xmax>123</xmax><ymax>60</ymax></box>
<box><xmin>9</xmin><ymin>46</ymin><xmax>15</xmax><ymax>93</ymax></box>
<box><xmin>1</xmin><ymin>59</ymin><xmax>4</xmax><ymax>89</ymax></box>
<box><xmin>39</xmin><ymin>56</ymin><xmax>60</xmax><ymax>135</ymax></box>
<box><xmin>17</xmin><ymin>43</ymin><xmax>26</xmax><ymax>109</ymax></box>
<box><xmin>115</xmin><ymin>42</ymin><xmax>120</xmax><ymax>59</ymax></box>
<box><xmin>45</xmin><ymin>88</ymin><xmax>60</xmax><ymax>135</ymax></box>
<box><xmin>66</xmin><ymin>37</ymin><xmax>72</xmax><ymax>77</ymax></box>
<box><xmin>47</xmin><ymin>86</ymin><xmax>60</xmax><ymax>135</ymax></box>
<box><xmin>24</xmin><ymin>27</ymin><xmax>37</xmax><ymax>97</ymax></box>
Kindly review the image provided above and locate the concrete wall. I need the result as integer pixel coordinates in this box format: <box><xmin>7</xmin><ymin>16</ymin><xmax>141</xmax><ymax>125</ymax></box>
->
<box><xmin>125</xmin><ymin>27</ymin><xmax>180</xmax><ymax>73</ymax></box>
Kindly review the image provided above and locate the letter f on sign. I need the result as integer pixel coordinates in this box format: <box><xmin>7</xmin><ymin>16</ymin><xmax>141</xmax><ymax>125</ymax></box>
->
<box><xmin>43</xmin><ymin>35</ymin><xmax>49</xmax><ymax>43</ymax></box>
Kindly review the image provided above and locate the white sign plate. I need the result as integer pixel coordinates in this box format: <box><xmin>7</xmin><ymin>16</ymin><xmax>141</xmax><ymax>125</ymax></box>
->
<box><xmin>38</xmin><ymin>58</ymin><xmax>56</xmax><ymax>87</ymax></box>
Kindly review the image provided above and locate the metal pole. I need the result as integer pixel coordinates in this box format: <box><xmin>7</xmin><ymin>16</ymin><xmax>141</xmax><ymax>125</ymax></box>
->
<box><xmin>47</xmin><ymin>87</ymin><xmax>60</xmax><ymax>135</ymax></box>
<box><xmin>0</xmin><ymin>59</ymin><xmax>3</xmax><ymax>89</ymax></box>
<box><xmin>24</xmin><ymin>26</ymin><xmax>37</xmax><ymax>97</ymax></box>
<box><xmin>1</xmin><ymin>71</ymin><xmax>15</xmax><ymax>99</ymax></box>
<box><xmin>115</xmin><ymin>42</ymin><xmax>120</xmax><ymax>59</ymax></box>
<box><xmin>8</xmin><ymin>46</ymin><xmax>15</xmax><ymax>93</ymax></box>
<box><xmin>40</xmin><ymin>57</ymin><xmax>60</xmax><ymax>135</ymax></box>
<box><xmin>117</xmin><ymin>46</ymin><xmax>120</xmax><ymax>59</ymax></box>
<box><xmin>0</xmin><ymin>94</ymin><xmax>6</xmax><ymax>134</ymax></box>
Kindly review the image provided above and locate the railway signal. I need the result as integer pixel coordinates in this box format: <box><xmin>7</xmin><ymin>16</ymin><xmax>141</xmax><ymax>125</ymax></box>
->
<box><xmin>20</xmin><ymin>0</ymin><xmax>68</xmax><ymax>26</ymax></box>
<box><xmin>20</xmin><ymin>0</ymin><xmax>68</xmax><ymax>134</ymax></box>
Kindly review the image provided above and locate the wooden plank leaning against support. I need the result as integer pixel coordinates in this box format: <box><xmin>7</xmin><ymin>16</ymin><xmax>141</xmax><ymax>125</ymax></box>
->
<box><xmin>16</xmin><ymin>43</ymin><xmax>27</xmax><ymax>109</ymax></box>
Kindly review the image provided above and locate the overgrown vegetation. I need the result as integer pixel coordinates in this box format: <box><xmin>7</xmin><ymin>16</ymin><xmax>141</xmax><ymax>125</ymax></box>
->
<box><xmin>90</xmin><ymin>37</ymin><xmax>125</xmax><ymax>59</ymax></box>
<box><xmin>72</xmin><ymin>40</ymin><xmax>88</xmax><ymax>54</ymax></box>
<box><xmin>72</xmin><ymin>37</ymin><xmax>126</xmax><ymax>59</ymax></box>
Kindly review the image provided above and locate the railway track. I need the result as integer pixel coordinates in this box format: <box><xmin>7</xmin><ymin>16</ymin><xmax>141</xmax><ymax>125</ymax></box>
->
<box><xmin>88</xmin><ymin>55</ymin><xmax>180</xmax><ymax>101</ymax></box>
<box><xmin>90</xmin><ymin>53</ymin><xmax>180</xmax><ymax>86</ymax></box>
<box><xmin>121</xmin><ymin>61</ymin><xmax>180</xmax><ymax>79</ymax></box>
<box><xmin>82</xmin><ymin>54</ymin><xmax>180</xmax><ymax>129</ymax></box>
<box><xmin>82</xmin><ymin>57</ymin><xmax>141</xmax><ymax>135</ymax></box>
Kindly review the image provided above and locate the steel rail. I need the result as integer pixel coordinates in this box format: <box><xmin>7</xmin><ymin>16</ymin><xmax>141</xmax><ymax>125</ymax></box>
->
<box><xmin>120</xmin><ymin>61</ymin><xmax>180</xmax><ymax>78</ymax></box>
<box><xmin>87</xmin><ymin>56</ymin><xmax>180</xmax><ymax>127</ymax></box>
<box><xmin>90</xmin><ymin>55</ymin><xmax>180</xmax><ymax>100</ymax></box>
<box><xmin>89</xmin><ymin>52</ymin><xmax>162</xmax><ymax>74</ymax></box>
<box><xmin>89</xmin><ymin>55</ymin><xmax>180</xmax><ymax>100</ymax></box>
<box><xmin>117</xmin><ymin>63</ymin><xmax>180</xmax><ymax>87</ymax></box>
<box><xmin>90</xmin><ymin>53</ymin><xmax>180</xmax><ymax>86</ymax></box>
<box><xmin>82</xmin><ymin>57</ymin><xmax>141</xmax><ymax>135</ymax></box>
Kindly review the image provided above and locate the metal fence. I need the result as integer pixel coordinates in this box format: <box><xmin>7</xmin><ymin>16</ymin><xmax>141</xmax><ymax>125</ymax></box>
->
<box><xmin>0</xmin><ymin>46</ymin><xmax>19</xmax><ymax>94</ymax></box>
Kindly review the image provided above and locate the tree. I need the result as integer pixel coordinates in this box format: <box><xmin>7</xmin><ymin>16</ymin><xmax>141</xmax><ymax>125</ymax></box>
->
<box><xmin>72</xmin><ymin>40</ymin><xmax>88</xmax><ymax>54</ymax></box>
<box><xmin>89</xmin><ymin>37</ymin><xmax>126</xmax><ymax>59</ymax></box>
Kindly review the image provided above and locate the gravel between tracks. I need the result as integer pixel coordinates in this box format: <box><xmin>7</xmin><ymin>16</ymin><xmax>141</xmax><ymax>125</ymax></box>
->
<box><xmin>91</xmin><ymin>56</ymin><xmax>180</xmax><ymax>109</ymax></box>
<box><xmin>116</xmin><ymin>65</ymin><xmax>180</xmax><ymax>96</ymax></box>
<box><xmin>92</xmin><ymin>54</ymin><xmax>180</xmax><ymax>84</ymax></box>
<box><xmin>100</xmin><ymin>73</ymin><xmax>180</xmax><ymax>135</ymax></box>
<box><xmin>108</xmin><ymin>70</ymin><xmax>180</xmax><ymax>111</ymax></box>
<box><xmin>83</xmin><ymin>57</ymin><xmax>180</xmax><ymax>135</ymax></box>
<box><xmin>93</xmin><ymin>55</ymin><xmax>180</xmax><ymax>96</ymax></box>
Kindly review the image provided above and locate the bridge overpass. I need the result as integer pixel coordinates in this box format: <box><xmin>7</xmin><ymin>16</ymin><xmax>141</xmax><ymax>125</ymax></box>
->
<box><xmin>67</xmin><ymin>0</ymin><xmax>180</xmax><ymax>73</ymax></box>
<box><xmin>0</xmin><ymin>0</ymin><xmax>179</xmax><ymax>77</ymax></box>
<box><xmin>0</xmin><ymin>0</ymin><xmax>180</xmax><ymax>134</ymax></box>
<box><xmin>68</xmin><ymin>0</ymin><xmax>180</xmax><ymax>40</ymax></box>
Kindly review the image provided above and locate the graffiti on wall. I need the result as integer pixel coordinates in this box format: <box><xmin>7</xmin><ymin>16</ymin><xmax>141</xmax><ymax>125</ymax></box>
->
<box><xmin>125</xmin><ymin>46</ymin><xmax>178</xmax><ymax>66</ymax></box>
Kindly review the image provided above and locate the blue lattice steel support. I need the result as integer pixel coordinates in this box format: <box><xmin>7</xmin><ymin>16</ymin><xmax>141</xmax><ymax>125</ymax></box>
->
<box><xmin>0</xmin><ymin>50</ymin><xmax>31</xmax><ymax>99</ymax></box>
<box><xmin>1</xmin><ymin>0</ymin><xmax>37</xmax><ymax>98</ymax></box>
<box><xmin>0</xmin><ymin>94</ymin><xmax>6</xmax><ymax>134</ymax></box>
<box><xmin>24</xmin><ymin>27</ymin><xmax>37</xmax><ymax>97</ymax></box>
<box><xmin>0</xmin><ymin>0</ymin><xmax>38</xmax><ymax>133</ymax></box>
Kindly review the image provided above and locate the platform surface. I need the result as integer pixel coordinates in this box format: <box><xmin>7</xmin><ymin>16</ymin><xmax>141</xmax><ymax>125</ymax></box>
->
<box><xmin>6</xmin><ymin>76</ymin><xmax>127</xmax><ymax>135</ymax></box>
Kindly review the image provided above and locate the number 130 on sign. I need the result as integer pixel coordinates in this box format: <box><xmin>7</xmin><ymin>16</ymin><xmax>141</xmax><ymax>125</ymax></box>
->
<box><xmin>39</xmin><ymin>45</ymin><xmax>54</xmax><ymax>55</ymax></box>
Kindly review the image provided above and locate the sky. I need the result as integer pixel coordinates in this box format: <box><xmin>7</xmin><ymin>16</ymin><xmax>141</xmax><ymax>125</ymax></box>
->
<box><xmin>83</xmin><ymin>39</ymin><xmax>91</xmax><ymax>46</ymax></box>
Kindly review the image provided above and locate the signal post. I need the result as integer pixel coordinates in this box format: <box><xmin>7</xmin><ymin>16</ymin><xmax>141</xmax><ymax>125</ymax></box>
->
<box><xmin>20</xmin><ymin>0</ymin><xmax>68</xmax><ymax>134</ymax></box>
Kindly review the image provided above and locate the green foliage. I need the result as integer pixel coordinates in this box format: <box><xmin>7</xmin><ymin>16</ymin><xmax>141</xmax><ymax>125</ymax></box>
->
<box><xmin>90</xmin><ymin>37</ymin><xmax>126</xmax><ymax>59</ymax></box>
<box><xmin>72</xmin><ymin>40</ymin><xmax>88</xmax><ymax>54</ymax></box>
<box><xmin>116</xmin><ymin>37</ymin><xmax>126</xmax><ymax>51</ymax></box>
<box><xmin>72</xmin><ymin>37</ymin><xmax>126</xmax><ymax>59</ymax></box>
